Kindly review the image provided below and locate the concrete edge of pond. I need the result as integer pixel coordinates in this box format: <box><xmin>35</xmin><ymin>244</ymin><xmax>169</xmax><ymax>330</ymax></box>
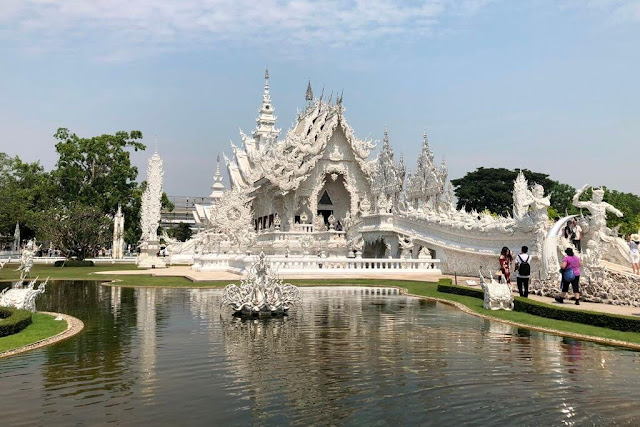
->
<box><xmin>407</xmin><ymin>292</ymin><xmax>640</xmax><ymax>351</ymax></box>
<box><xmin>0</xmin><ymin>312</ymin><xmax>84</xmax><ymax>359</ymax></box>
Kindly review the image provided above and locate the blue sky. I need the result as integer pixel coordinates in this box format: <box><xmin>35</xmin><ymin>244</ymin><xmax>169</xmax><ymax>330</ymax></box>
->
<box><xmin>0</xmin><ymin>0</ymin><xmax>638</xmax><ymax>196</ymax></box>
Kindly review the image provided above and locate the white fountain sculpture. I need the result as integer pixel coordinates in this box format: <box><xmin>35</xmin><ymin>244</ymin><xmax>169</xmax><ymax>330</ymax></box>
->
<box><xmin>479</xmin><ymin>270</ymin><xmax>514</xmax><ymax>311</ymax></box>
<box><xmin>0</xmin><ymin>274</ymin><xmax>48</xmax><ymax>312</ymax></box>
<box><xmin>221</xmin><ymin>252</ymin><xmax>301</xmax><ymax>317</ymax></box>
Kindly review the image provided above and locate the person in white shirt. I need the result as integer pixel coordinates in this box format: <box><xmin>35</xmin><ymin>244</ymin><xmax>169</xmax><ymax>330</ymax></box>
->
<box><xmin>572</xmin><ymin>219</ymin><xmax>582</xmax><ymax>253</ymax></box>
<box><xmin>515</xmin><ymin>246</ymin><xmax>532</xmax><ymax>298</ymax></box>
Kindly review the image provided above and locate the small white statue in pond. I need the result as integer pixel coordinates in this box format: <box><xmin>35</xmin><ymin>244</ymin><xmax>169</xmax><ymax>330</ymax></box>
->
<box><xmin>0</xmin><ymin>274</ymin><xmax>48</xmax><ymax>312</ymax></box>
<box><xmin>479</xmin><ymin>271</ymin><xmax>514</xmax><ymax>310</ymax></box>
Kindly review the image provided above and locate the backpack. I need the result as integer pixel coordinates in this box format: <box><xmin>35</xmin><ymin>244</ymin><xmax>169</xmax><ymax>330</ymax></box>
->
<box><xmin>563</xmin><ymin>268</ymin><xmax>575</xmax><ymax>282</ymax></box>
<box><xmin>517</xmin><ymin>254</ymin><xmax>530</xmax><ymax>276</ymax></box>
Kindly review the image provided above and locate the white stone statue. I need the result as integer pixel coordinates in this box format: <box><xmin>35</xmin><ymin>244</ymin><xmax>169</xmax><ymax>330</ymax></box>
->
<box><xmin>417</xmin><ymin>247</ymin><xmax>432</xmax><ymax>260</ymax></box>
<box><xmin>479</xmin><ymin>271</ymin><xmax>514</xmax><ymax>310</ymax></box>
<box><xmin>0</xmin><ymin>275</ymin><xmax>48</xmax><ymax>312</ymax></box>
<box><xmin>573</xmin><ymin>185</ymin><xmax>630</xmax><ymax>264</ymax></box>
<box><xmin>17</xmin><ymin>239</ymin><xmax>38</xmax><ymax>276</ymax></box>
<box><xmin>112</xmin><ymin>204</ymin><xmax>125</xmax><ymax>259</ymax></box>
<box><xmin>398</xmin><ymin>234</ymin><xmax>414</xmax><ymax>259</ymax></box>
<box><xmin>12</xmin><ymin>221</ymin><xmax>20</xmax><ymax>252</ymax></box>
<box><xmin>523</xmin><ymin>184</ymin><xmax>550</xmax><ymax>255</ymax></box>
<box><xmin>221</xmin><ymin>252</ymin><xmax>301</xmax><ymax>316</ymax></box>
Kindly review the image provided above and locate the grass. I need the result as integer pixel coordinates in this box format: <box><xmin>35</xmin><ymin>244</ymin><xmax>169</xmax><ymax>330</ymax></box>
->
<box><xmin>0</xmin><ymin>313</ymin><xmax>67</xmax><ymax>353</ymax></box>
<box><xmin>3</xmin><ymin>265</ymin><xmax>640</xmax><ymax>346</ymax></box>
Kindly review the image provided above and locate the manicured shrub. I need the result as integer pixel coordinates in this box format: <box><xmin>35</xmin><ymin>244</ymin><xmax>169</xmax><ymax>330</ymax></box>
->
<box><xmin>53</xmin><ymin>260</ymin><xmax>95</xmax><ymax>267</ymax></box>
<box><xmin>438</xmin><ymin>278</ymin><xmax>454</xmax><ymax>286</ymax></box>
<box><xmin>437</xmin><ymin>283</ymin><xmax>640</xmax><ymax>333</ymax></box>
<box><xmin>513</xmin><ymin>298</ymin><xmax>640</xmax><ymax>333</ymax></box>
<box><xmin>0</xmin><ymin>307</ymin><xmax>33</xmax><ymax>337</ymax></box>
<box><xmin>437</xmin><ymin>283</ymin><xmax>484</xmax><ymax>299</ymax></box>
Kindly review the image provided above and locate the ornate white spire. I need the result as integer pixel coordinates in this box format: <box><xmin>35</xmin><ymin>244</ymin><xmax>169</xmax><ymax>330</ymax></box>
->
<box><xmin>254</xmin><ymin>67</ymin><xmax>279</xmax><ymax>145</ymax></box>
<box><xmin>210</xmin><ymin>154</ymin><xmax>226</xmax><ymax>200</ymax></box>
<box><xmin>140</xmin><ymin>150</ymin><xmax>164</xmax><ymax>243</ymax></box>
<box><xmin>406</xmin><ymin>130</ymin><xmax>447</xmax><ymax>208</ymax></box>
<box><xmin>305</xmin><ymin>80</ymin><xmax>314</xmax><ymax>111</ymax></box>
<box><xmin>113</xmin><ymin>204</ymin><xmax>125</xmax><ymax>259</ymax></box>
<box><xmin>372</xmin><ymin>126</ymin><xmax>404</xmax><ymax>207</ymax></box>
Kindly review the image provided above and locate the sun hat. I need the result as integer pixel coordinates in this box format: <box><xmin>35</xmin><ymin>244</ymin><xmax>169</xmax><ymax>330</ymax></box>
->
<box><xmin>632</xmin><ymin>233</ymin><xmax>640</xmax><ymax>242</ymax></box>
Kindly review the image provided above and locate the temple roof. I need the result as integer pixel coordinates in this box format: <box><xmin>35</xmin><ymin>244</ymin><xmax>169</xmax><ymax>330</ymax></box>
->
<box><xmin>226</xmin><ymin>77</ymin><xmax>376</xmax><ymax>195</ymax></box>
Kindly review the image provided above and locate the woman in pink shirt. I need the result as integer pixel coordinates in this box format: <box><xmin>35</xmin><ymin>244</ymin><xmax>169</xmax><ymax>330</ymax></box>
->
<box><xmin>555</xmin><ymin>248</ymin><xmax>581</xmax><ymax>305</ymax></box>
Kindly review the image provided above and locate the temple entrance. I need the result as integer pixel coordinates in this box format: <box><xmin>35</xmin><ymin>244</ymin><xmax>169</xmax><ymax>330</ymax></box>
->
<box><xmin>316</xmin><ymin>174</ymin><xmax>351</xmax><ymax>227</ymax></box>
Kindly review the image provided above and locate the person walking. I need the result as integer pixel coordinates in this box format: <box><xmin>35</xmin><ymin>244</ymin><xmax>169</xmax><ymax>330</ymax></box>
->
<box><xmin>629</xmin><ymin>234</ymin><xmax>640</xmax><ymax>275</ymax></box>
<box><xmin>499</xmin><ymin>246</ymin><xmax>513</xmax><ymax>284</ymax></box>
<box><xmin>572</xmin><ymin>219</ymin><xmax>583</xmax><ymax>252</ymax></box>
<box><xmin>515</xmin><ymin>246</ymin><xmax>531</xmax><ymax>297</ymax></box>
<box><xmin>555</xmin><ymin>248</ymin><xmax>581</xmax><ymax>305</ymax></box>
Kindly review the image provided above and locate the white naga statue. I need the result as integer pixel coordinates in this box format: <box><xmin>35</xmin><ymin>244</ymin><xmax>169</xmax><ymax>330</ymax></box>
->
<box><xmin>112</xmin><ymin>204</ymin><xmax>125</xmax><ymax>259</ymax></box>
<box><xmin>479</xmin><ymin>271</ymin><xmax>514</xmax><ymax>311</ymax></box>
<box><xmin>0</xmin><ymin>275</ymin><xmax>48</xmax><ymax>312</ymax></box>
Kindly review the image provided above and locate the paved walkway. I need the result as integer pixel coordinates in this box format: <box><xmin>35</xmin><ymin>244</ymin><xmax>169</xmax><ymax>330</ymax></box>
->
<box><xmin>95</xmin><ymin>266</ymin><xmax>640</xmax><ymax>318</ymax></box>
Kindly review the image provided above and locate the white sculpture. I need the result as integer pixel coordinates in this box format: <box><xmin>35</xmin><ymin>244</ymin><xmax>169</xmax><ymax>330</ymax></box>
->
<box><xmin>0</xmin><ymin>275</ymin><xmax>48</xmax><ymax>312</ymax></box>
<box><xmin>112</xmin><ymin>204</ymin><xmax>125</xmax><ymax>259</ymax></box>
<box><xmin>573</xmin><ymin>185</ymin><xmax>630</xmax><ymax>264</ymax></box>
<box><xmin>479</xmin><ymin>271</ymin><xmax>514</xmax><ymax>310</ymax></box>
<box><xmin>398</xmin><ymin>234</ymin><xmax>414</xmax><ymax>259</ymax></box>
<box><xmin>140</xmin><ymin>150</ymin><xmax>164</xmax><ymax>243</ymax></box>
<box><xmin>221</xmin><ymin>252</ymin><xmax>301</xmax><ymax>316</ymax></box>
<box><xmin>138</xmin><ymin>149</ymin><xmax>165</xmax><ymax>268</ymax></box>
<box><xmin>12</xmin><ymin>221</ymin><xmax>20</xmax><ymax>252</ymax></box>
<box><xmin>16</xmin><ymin>239</ymin><xmax>38</xmax><ymax>276</ymax></box>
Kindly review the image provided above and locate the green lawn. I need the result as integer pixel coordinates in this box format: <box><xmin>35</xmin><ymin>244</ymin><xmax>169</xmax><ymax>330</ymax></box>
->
<box><xmin>0</xmin><ymin>313</ymin><xmax>68</xmax><ymax>353</ymax></box>
<box><xmin>3</xmin><ymin>266</ymin><xmax>640</xmax><ymax>347</ymax></box>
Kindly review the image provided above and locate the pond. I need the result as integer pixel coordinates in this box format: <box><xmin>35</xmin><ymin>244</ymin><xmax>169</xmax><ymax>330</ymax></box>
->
<box><xmin>1</xmin><ymin>281</ymin><xmax>639</xmax><ymax>425</ymax></box>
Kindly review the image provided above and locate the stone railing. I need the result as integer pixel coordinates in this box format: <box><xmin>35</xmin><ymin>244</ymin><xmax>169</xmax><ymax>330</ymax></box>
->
<box><xmin>193</xmin><ymin>254</ymin><xmax>441</xmax><ymax>275</ymax></box>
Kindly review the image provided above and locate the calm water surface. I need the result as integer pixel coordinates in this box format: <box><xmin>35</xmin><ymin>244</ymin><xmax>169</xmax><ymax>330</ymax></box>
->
<box><xmin>1</xmin><ymin>281</ymin><xmax>639</xmax><ymax>426</ymax></box>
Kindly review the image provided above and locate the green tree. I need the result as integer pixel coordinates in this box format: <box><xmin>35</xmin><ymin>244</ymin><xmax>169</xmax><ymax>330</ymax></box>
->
<box><xmin>52</xmin><ymin>128</ymin><xmax>146</xmax><ymax>243</ymax></box>
<box><xmin>0</xmin><ymin>153</ymin><xmax>56</xmax><ymax>243</ymax></box>
<box><xmin>600</xmin><ymin>189</ymin><xmax>640</xmax><ymax>236</ymax></box>
<box><xmin>169</xmin><ymin>222</ymin><xmax>193</xmax><ymax>242</ymax></box>
<box><xmin>37</xmin><ymin>203</ymin><xmax>111</xmax><ymax>259</ymax></box>
<box><xmin>451</xmin><ymin>167</ymin><xmax>555</xmax><ymax>216</ymax></box>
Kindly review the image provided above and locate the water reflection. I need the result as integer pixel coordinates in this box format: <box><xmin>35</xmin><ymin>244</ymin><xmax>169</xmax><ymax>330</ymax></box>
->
<box><xmin>0</xmin><ymin>282</ymin><xmax>638</xmax><ymax>425</ymax></box>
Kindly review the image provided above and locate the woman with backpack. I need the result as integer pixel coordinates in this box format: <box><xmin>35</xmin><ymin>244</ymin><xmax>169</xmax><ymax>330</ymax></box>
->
<box><xmin>515</xmin><ymin>246</ymin><xmax>531</xmax><ymax>297</ymax></box>
<box><xmin>555</xmin><ymin>248</ymin><xmax>581</xmax><ymax>305</ymax></box>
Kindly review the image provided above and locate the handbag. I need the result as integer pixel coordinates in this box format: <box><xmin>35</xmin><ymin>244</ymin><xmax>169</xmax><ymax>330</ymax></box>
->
<box><xmin>563</xmin><ymin>268</ymin><xmax>575</xmax><ymax>282</ymax></box>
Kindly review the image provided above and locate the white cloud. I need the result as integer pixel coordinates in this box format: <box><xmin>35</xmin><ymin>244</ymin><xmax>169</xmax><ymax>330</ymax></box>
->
<box><xmin>561</xmin><ymin>0</ymin><xmax>640</xmax><ymax>24</ymax></box>
<box><xmin>0</xmin><ymin>0</ymin><xmax>492</xmax><ymax>60</ymax></box>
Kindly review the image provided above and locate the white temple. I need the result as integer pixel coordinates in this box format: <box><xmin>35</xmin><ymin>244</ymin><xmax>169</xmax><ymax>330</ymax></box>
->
<box><xmin>161</xmin><ymin>70</ymin><xmax>637</xmax><ymax>290</ymax></box>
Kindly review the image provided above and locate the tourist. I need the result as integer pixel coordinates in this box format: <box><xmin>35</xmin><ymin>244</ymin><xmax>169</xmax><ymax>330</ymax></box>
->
<box><xmin>629</xmin><ymin>234</ymin><xmax>640</xmax><ymax>275</ymax></box>
<box><xmin>555</xmin><ymin>248</ymin><xmax>581</xmax><ymax>305</ymax></box>
<box><xmin>563</xmin><ymin>220</ymin><xmax>574</xmax><ymax>240</ymax></box>
<box><xmin>515</xmin><ymin>246</ymin><xmax>531</xmax><ymax>297</ymax></box>
<box><xmin>572</xmin><ymin>219</ymin><xmax>582</xmax><ymax>252</ymax></box>
<box><xmin>499</xmin><ymin>247</ymin><xmax>513</xmax><ymax>283</ymax></box>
